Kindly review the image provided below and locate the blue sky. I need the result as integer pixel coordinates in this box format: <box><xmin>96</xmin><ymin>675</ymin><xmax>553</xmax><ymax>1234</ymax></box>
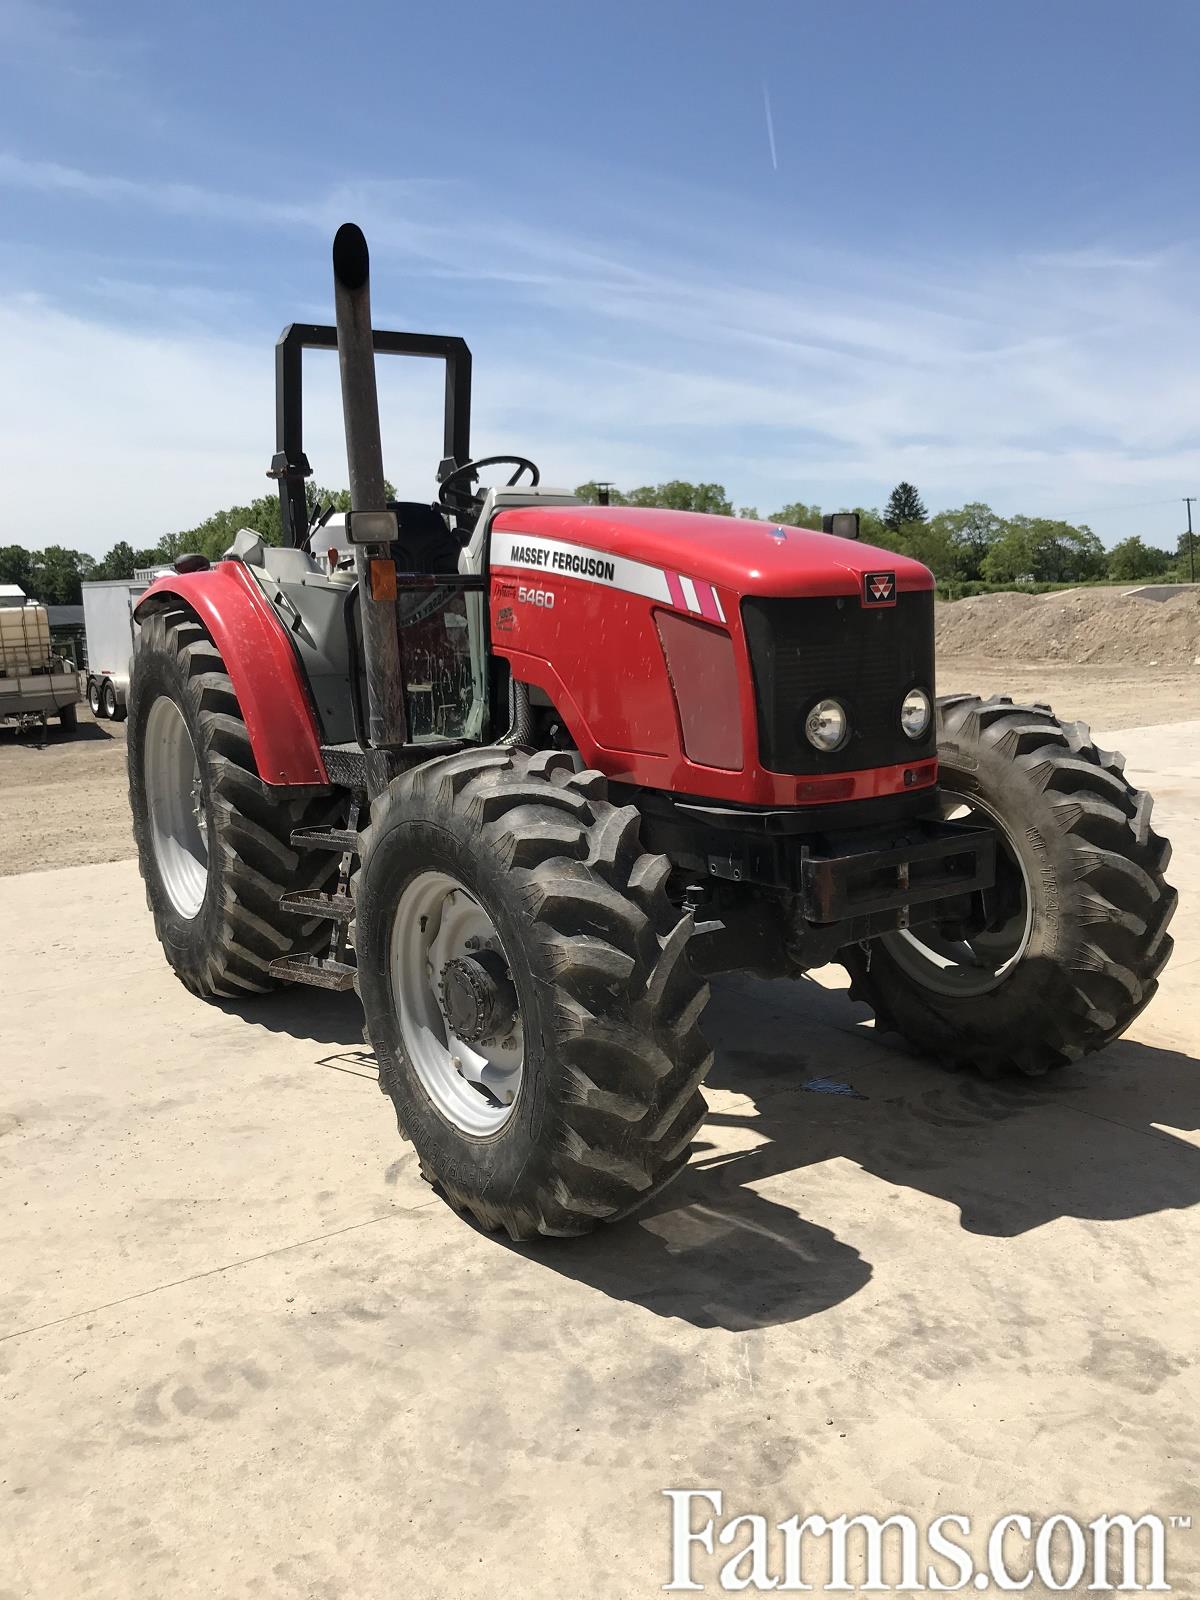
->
<box><xmin>1</xmin><ymin>0</ymin><xmax>1197</xmax><ymax>555</ymax></box>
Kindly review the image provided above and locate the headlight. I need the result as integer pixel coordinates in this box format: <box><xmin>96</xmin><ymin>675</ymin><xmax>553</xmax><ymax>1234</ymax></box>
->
<box><xmin>901</xmin><ymin>687</ymin><xmax>932</xmax><ymax>740</ymax></box>
<box><xmin>804</xmin><ymin>698</ymin><xmax>849</xmax><ymax>752</ymax></box>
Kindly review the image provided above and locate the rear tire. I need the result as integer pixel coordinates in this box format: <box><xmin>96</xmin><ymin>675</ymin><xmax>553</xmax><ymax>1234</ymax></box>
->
<box><xmin>88</xmin><ymin>680</ymin><xmax>103</xmax><ymax>717</ymax></box>
<box><xmin>843</xmin><ymin>694</ymin><xmax>1176</xmax><ymax>1075</ymax></box>
<box><xmin>57</xmin><ymin>703</ymin><xmax>78</xmax><ymax>732</ymax></box>
<box><xmin>128</xmin><ymin>607</ymin><xmax>344</xmax><ymax>998</ymax></box>
<box><xmin>354</xmin><ymin>746</ymin><xmax>713</xmax><ymax>1239</ymax></box>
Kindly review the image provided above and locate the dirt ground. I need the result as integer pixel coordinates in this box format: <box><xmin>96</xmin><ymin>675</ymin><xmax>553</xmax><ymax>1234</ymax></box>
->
<box><xmin>0</xmin><ymin>707</ymin><xmax>132</xmax><ymax>876</ymax></box>
<box><xmin>4</xmin><ymin>666</ymin><xmax>1200</xmax><ymax>876</ymax></box>
<box><xmin>937</xmin><ymin>585</ymin><xmax>1200</xmax><ymax>667</ymax></box>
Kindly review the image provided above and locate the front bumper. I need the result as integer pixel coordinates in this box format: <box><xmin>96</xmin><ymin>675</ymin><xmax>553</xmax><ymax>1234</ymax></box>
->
<box><xmin>799</xmin><ymin>818</ymin><xmax>996</xmax><ymax>927</ymax></box>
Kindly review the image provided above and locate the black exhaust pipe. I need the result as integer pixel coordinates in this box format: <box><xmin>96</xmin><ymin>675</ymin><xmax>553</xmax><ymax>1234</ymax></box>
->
<box><xmin>332</xmin><ymin>222</ymin><xmax>407</xmax><ymax>749</ymax></box>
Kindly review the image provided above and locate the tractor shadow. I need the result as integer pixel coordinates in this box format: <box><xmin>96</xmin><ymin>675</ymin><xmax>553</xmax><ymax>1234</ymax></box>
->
<box><xmin>499</xmin><ymin>973</ymin><xmax>1200</xmax><ymax>1330</ymax></box>
<box><xmin>221</xmin><ymin>970</ymin><xmax>1200</xmax><ymax>1332</ymax></box>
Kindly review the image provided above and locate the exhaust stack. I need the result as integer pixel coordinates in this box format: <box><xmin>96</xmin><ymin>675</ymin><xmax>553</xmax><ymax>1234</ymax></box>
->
<box><xmin>332</xmin><ymin>222</ymin><xmax>407</xmax><ymax>749</ymax></box>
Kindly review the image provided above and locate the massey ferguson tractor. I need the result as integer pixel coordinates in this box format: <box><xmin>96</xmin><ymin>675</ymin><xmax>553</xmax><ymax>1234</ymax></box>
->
<box><xmin>126</xmin><ymin>225</ymin><xmax>1176</xmax><ymax>1240</ymax></box>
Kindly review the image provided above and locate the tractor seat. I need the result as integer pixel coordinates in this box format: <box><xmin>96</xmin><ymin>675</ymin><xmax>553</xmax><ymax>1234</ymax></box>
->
<box><xmin>389</xmin><ymin>500</ymin><xmax>461</xmax><ymax>575</ymax></box>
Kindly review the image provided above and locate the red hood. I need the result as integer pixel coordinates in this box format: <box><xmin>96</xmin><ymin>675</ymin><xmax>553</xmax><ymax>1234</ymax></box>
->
<box><xmin>490</xmin><ymin>505</ymin><xmax>932</xmax><ymax>598</ymax></box>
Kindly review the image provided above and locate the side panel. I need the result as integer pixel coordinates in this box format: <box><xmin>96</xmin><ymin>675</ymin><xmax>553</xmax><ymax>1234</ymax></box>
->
<box><xmin>134</xmin><ymin>564</ymin><xmax>329</xmax><ymax>786</ymax></box>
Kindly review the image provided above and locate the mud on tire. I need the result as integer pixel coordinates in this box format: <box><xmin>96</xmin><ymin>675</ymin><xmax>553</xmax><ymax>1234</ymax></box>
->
<box><xmin>128</xmin><ymin>606</ymin><xmax>344</xmax><ymax>998</ymax></box>
<box><xmin>354</xmin><ymin>746</ymin><xmax>713</xmax><ymax>1239</ymax></box>
<box><xmin>843</xmin><ymin>694</ymin><xmax>1176</xmax><ymax>1076</ymax></box>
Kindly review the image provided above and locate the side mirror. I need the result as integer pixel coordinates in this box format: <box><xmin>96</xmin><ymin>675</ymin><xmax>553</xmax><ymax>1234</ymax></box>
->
<box><xmin>822</xmin><ymin>513</ymin><xmax>860</xmax><ymax>540</ymax></box>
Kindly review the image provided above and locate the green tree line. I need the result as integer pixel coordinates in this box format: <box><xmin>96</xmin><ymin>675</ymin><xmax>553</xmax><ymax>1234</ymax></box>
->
<box><xmin>0</xmin><ymin>484</ymin><xmax>357</xmax><ymax>604</ymax></box>
<box><xmin>576</xmin><ymin>478</ymin><xmax>1187</xmax><ymax>588</ymax></box>
<box><xmin>0</xmin><ymin>477</ymin><xmax>1189</xmax><ymax>605</ymax></box>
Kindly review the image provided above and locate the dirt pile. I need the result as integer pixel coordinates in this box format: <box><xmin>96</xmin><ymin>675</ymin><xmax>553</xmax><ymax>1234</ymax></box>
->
<box><xmin>936</xmin><ymin>587</ymin><xmax>1200</xmax><ymax>667</ymax></box>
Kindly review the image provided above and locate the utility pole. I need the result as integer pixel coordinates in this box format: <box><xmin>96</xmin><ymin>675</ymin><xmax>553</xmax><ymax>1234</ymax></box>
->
<box><xmin>1186</xmin><ymin>497</ymin><xmax>1196</xmax><ymax>585</ymax></box>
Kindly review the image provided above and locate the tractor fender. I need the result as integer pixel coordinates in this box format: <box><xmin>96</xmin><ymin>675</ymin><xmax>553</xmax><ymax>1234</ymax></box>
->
<box><xmin>134</xmin><ymin>562</ymin><xmax>329</xmax><ymax>786</ymax></box>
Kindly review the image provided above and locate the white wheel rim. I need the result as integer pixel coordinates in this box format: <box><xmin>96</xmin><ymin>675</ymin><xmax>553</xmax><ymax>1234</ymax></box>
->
<box><xmin>881</xmin><ymin>793</ymin><xmax>1033</xmax><ymax>996</ymax></box>
<box><xmin>390</xmin><ymin>870</ymin><xmax>524</xmax><ymax>1136</ymax></box>
<box><xmin>144</xmin><ymin>695</ymin><xmax>209</xmax><ymax>920</ymax></box>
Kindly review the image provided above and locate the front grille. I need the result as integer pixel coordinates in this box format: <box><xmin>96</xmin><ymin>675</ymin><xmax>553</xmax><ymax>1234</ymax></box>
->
<box><xmin>741</xmin><ymin>590</ymin><xmax>936</xmax><ymax>774</ymax></box>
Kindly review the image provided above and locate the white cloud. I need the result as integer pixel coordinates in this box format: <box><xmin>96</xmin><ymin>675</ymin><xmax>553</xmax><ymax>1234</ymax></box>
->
<box><xmin>0</xmin><ymin>155</ymin><xmax>1197</xmax><ymax>551</ymax></box>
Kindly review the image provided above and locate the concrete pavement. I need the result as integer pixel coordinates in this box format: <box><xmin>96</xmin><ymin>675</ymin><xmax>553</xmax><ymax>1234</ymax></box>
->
<box><xmin>2</xmin><ymin>724</ymin><xmax>1198</xmax><ymax>1597</ymax></box>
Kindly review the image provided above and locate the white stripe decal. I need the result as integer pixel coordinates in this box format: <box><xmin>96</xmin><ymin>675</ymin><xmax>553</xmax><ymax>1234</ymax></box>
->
<box><xmin>490</xmin><ymin>530</ymin><xmax>672</xmax><ymax>604</ymax></box>
<box><xmin>713</xmin><ymin>589</ymin><xmax>726</xmax><ymax>622</ymax></box>
<box><xmin>678</xmin><ymin>575</ymin><xmax>701</xmax><ymax>614</ymax></box>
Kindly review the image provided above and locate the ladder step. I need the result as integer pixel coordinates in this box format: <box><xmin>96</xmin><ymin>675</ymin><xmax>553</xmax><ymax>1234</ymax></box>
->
<box><xmin>269</xmin><ymin>954</ymin><xmax>358</xmax><ymax>991</ymax></box>
<box><xmin>279</xmin><ymin>890</ymin><xmax>355</xmax><ymax>921</ymax></box>
<box><xmin>291</xmin><ymin>825</ymin><xmax>359</xmax><ymax>853</ymax></box>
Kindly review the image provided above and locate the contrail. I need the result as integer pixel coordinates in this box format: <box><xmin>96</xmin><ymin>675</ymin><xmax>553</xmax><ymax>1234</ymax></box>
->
<box><xmin>762</xmin><ymin>82</ymin><xmax>778</xmax><ymax>171</ymax></box>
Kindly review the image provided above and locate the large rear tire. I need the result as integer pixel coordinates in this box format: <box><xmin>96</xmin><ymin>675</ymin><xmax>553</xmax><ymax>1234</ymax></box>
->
<box><xmin>354</xmin><ymin>746</ymin><xmax>713</xmax><ymax>1239</ymax></box>
<box><xmin>57</xmin><ymin>702</ymin><xmax>78</xmax><ymax>732</ymax></box>
<box><xmin>127</xmin><ymin>607</ymin><xmax>344</xmax><ymax>998</ymax></box>
<box><xmin>842</xmin><ymin>694</ymin><xmax>1176</xmax><ymax>1076</ymax></box>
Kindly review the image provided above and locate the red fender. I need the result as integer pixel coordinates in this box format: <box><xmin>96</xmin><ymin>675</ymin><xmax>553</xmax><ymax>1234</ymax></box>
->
<box><xmin>135</xmin><ymin>562</ymin><xmax>329</xmax><ymax>786</ymax></box>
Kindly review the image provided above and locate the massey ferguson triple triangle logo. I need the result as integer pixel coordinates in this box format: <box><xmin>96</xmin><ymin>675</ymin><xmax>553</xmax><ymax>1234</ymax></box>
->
<box><xmin>863</xmin><ymin>571</ymin><xmax>896</xmax><ymax>606</ymax></box>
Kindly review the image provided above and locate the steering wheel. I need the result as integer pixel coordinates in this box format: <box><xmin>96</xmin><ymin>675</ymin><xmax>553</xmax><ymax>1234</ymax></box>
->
<box><xmin>437</xmin><ymin>455</ymin><xmax>540</xmax><ymax>509</ymax></box>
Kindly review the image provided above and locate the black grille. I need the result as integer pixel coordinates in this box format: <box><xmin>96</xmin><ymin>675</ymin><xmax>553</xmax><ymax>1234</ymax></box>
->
<box><xmin>741</xmin><ymin>591</ymin><xmax>936</xmax><ymax>774</ymax></box>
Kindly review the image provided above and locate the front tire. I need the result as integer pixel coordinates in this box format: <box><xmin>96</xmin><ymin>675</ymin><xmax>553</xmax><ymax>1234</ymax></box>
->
<box><xmin>127</xmin><ymin>607</ymin><xmax>344</xmax><ymax>998</ymax></box>
<box><xmin>354</xmin><ymin>747</ymin><xmax>713</xmax><ymax>1239</ymax></box>
<box><xmin>843</xmin><ymin>695</ymin><xmax>1176</xmax><ymax>1076</ymax></box>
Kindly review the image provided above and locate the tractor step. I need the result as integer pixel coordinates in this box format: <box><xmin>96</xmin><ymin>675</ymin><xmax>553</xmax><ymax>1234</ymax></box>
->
<box><xmin>269</xmin><ymin>954</ymin><xmax>358</xmax><ymax>991</ymax></box>
<box><xmin>279</xmin><ymin>890</ymin><xmax>355</xmax><ymax>921</ymax></box>
<box><xmin>290</xmin><ymin>825</ymin><xmax>359</xmax><ymax>854</ymax></box>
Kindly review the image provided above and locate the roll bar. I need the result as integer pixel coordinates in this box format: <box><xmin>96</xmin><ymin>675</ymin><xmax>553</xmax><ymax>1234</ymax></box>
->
<box><xmin>271</xmin><ymin>319</ymin><xmax>472</xmax><ymax>548</ymax></box>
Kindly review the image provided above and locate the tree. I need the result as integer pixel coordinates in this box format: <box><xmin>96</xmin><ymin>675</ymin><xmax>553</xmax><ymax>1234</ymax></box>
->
<box><xmin>769</xmin><ymin>501</ymin><xmax>822</xmax><ymax>529</ymax></box>
<box><xmin>887</xmin><ymin>518</ymin><xmax>961</xmax><ymax>579</ymax></box>
<box><xmin>1175</xmin><ymin>529</ymin><xmax>1199</xmax><ymax>582</ymax></box>
<box><xmin>573</xmin><ymin>480</ymin><xmax>733</xmax><ymax>515</ymax></box>
<box><xmin>928</xmin><ymin>503</ymin><xmax>1004</xmax><ymax>582</ymax></box>
<box><xmin>1107</xmin><ymin>536</ymin><xmax>1172</xmax><ymax>582</ymax></box>
<box><xmin>627</xmin><ymin>480</ymin><xmax>733</xmax><ymax>515</ymax></box>
<box><xmin>0</xmin><ymin>544</ymin><xmax>35</xmax><ymax>593</ymax></box>
<box><xmin>25</xmin><ymin>545</ymin><xmax>96</xmax><ymax>605</ymax></box>
<box><xmin>883</xmin><ymin>482</ymin><xmax>927</xmax><ymax>530</ymax></box>
<box><xmin>574</xmin><ymin>481</ymin><xmax>628</xmax><ymax>506</ymax></box>
<box><xmin>95</xmin><ymin>541</ymin><xmax>138</xmax><ymax>581</ymax></box>
<box><xmin>982</xmin><ymin>517</ymin><xmax>1106</xmax><ymax>585</ymax></box>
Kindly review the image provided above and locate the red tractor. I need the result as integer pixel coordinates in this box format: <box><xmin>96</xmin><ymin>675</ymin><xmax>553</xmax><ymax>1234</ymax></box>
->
<box><xmin>127</xmin><ymin>225</ymin><xmax>1176</xmax><ymax>1239</ymax></box>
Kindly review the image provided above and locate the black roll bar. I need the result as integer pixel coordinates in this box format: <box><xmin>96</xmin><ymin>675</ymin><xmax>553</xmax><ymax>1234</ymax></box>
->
<box><xmin>271</xmin><ymin>322</ymin><xmax>472</xmax><ymax>548</ymax></box>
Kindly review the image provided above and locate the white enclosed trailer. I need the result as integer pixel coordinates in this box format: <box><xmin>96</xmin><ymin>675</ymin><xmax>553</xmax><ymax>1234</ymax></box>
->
<box><xmin>0</xmin><ymin>584</ymin><xmax>82</xmax><ymax>730</ymax></box>
<box><xmin>81</xmin><ymin>578</ymin><xmax>157</xmax><ymax>720</ymax></box>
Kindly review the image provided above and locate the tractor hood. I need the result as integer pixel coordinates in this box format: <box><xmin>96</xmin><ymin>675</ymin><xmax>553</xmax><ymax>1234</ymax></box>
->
<box><xmin>489</xmin><ymin>504</ymin><xmax>933</xmax><ymax>600</ymax></box>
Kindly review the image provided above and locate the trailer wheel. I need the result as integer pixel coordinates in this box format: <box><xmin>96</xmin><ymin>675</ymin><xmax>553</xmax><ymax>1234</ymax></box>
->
<box><xmin>57</xmin><ymin>703</ymin><xmax>78</xmax><ymax>732</ymax></box>
<box><xmin>354</xmin><ymin>747</ymin><xmax>713</xmax><ymax>1239</ymax></box>
<box><xmin>102</xmin><ymin>680</ymin><xmax>125</xmax><ymax>722</ymax></box>
<box><xmin>842</xmin><ymin>695</ymin><xmax>1176</xmax><ymax>1076</ymax></box>
<box><xmin>127</xmin><ymin>607</ymin><xmax>344</xmax><ymax>998</ymax></box>
<box><xmin>88</xmin><ymin>680</ymin><xmax>103</xmax><ymax>717</ymax></box>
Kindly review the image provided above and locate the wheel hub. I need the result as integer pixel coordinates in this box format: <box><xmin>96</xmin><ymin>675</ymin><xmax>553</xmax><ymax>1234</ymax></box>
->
<box><xmin>144</xmin><ymin>694</ymin><xmax>209</xmax><ymax>921</ymax></box>
<box><xmin>390</xmin><ymin>873</ymin><xmax>525</xmax><ymax>1135</ymax></box>
<box><xmin>439</xmin><ymin>952</ymin><xmax>517</xmax><ymax>1045</ymax></box>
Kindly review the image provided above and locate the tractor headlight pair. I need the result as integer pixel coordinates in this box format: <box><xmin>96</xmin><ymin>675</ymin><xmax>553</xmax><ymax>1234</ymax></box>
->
<box><xmin>802</xmin><ymin>688</ymin><xmax>932</xmax><ymax>754</ymax></box>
